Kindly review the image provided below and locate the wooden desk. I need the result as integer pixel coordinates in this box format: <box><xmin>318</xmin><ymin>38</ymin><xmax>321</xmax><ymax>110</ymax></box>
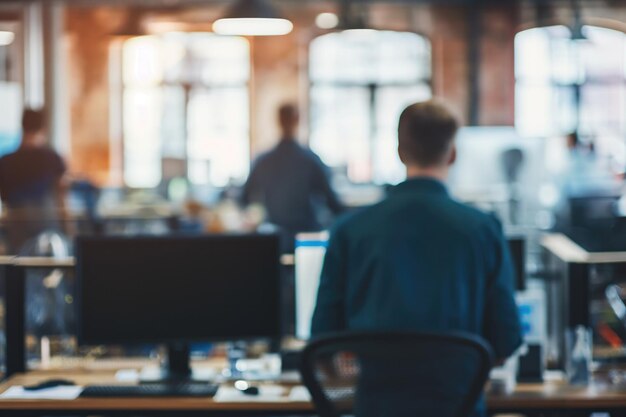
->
<box><xmin>2</xmin><ymin>371</ymin><xmax>626</xmax><ymax>416</ymax></box>
<box><xmin>0</xmin><ymin>371</ymin><xmax>313</xmax><ymax>416</ymax></box>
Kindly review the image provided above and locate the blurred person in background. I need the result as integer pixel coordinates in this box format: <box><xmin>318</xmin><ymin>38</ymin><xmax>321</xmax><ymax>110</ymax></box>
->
<box><xmin>241</xmin><ymin>103</ymin><xmax>344</xmax><ymax>252</ymax></box>
<box><xmin>551</xmin><ymin>131</ymin><xmax>622</xmax><ymax>241</ymax></box>
<box><xmin>0</xmin><ymin>109</ymin><xmax>67</xmax><ymax>254</ymax></box>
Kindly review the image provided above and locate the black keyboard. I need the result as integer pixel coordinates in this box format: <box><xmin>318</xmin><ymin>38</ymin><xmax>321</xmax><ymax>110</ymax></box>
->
<box><xmin>80</xmin><ymin>383</ymin><xmax>219</xmax><ymax>398</ymax></box>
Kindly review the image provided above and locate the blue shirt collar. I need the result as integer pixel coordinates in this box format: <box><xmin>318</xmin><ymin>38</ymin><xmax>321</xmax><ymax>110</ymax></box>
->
<box><xmin>390</xmin><ymin>177</ymin><xmax>449</xmax><ymax>197</ymax></box>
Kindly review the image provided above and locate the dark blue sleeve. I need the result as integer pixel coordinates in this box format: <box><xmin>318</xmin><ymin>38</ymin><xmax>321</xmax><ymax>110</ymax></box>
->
<box><xmin>311</xmin><ymin>155</ymin><xmax>344</xmax><ymax>215</ymax></box>
<box><xmin>483</xmin><ymin>218</ymin><xmax>524</xmax><ymax>360</ymax></box>
<box><xmin>311</xmin><ymin>226</ymin><xmax>347</xmax><ymax>336</ymax></box>
<box><xmin>241</xmin><ymin>159</ymin><xmax>262</xmax><ymax>207</ymax></box>
<box><xmin>50</xmin><ymin>150</ymin><xmax>66</xmax><ymax>178</ymax></box>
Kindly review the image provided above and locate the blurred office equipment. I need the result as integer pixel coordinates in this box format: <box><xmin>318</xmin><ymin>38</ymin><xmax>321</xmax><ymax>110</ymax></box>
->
<box><xmin>515</xmin><ymin>286</ymin><xmax>547</xmax><ymax>382</ymax></box>
<box><xmin>541</xmin><ymin>234</ymin><xmax>626</xmax><ymax>369</ymax></box>
<box><xmin>501</xmin><ymin>148</ymin><xmax>525</xmax><ymax>225</ymax></box>
<box><xmin>300</xmin><ymin>332</ymin><xmax>492</xmax><ymax>417</ymax></box>
<box><xmin>19</xmin><ymin>231</ymin><xmax>75</xmax><ymax>365</ymax></box>
<box><xmin>295</xmin><ymin>232</ymin><xmax>328</xmax><ymax>340</ymax></box>
<box><xmin>449</xmin><ymin>127</ymin><xmax>548</xmax><ymax>227</ymax></box>
<box><xmin>565</xmin><ymin>325</ymin><xmax>592</xmax><ymax>385</ymax></box>
<box><xmin>76</xmin><ymin>234</ymin><xmax>281</xmax><ymax>383</ymax></box>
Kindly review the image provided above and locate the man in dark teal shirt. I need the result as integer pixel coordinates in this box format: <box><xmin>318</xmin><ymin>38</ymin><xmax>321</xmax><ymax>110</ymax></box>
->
<box><xmin>311</xmin><ymin>100</ymin><xmax>522</xmax><ymax>415</ymax></box>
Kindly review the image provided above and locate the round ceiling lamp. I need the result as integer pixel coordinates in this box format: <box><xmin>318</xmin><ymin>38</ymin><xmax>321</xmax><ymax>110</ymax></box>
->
<box><xmin>213</xmin><ymin>0</ymin><xmax>293</xmax><ymax>37</ymax></box>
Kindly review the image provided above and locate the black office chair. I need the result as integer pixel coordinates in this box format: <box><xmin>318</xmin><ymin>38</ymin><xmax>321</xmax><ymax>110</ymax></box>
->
<box><xmin>300</xmin><ymin>331</ymin><xmax>493</xmax><ymax>417</ymax></box>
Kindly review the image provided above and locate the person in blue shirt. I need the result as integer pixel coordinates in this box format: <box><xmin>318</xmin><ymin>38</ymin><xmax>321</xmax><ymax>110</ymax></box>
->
<box><xmin>311</xmin><ymin>100</ymin><xmax>522</xmax><ymax>416</ymax></box>
<box><xmin>0</xmin><ymin>109</ymin><xmax>67</xmax><ymax>253</ymax></box>
<box><xmin>242</xmin><ymin>104</ymin><xmax>343</xmax><ymax>251</ymax></box>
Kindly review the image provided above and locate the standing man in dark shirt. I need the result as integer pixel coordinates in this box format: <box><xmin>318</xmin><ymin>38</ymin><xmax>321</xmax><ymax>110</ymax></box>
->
<box><xmin>242</xmin><ymin>103</ymin><xmax>343</xmax><ymax>251</ymax></box>
<box><xmin>312</xmin><ymin>100</ymin><xmax>522</xmax><ymax>416</ymax></box>
<box><xmin>0</xmin><ymin>109</ymin><xmax>67</xmax><ymax>253</ymax></box>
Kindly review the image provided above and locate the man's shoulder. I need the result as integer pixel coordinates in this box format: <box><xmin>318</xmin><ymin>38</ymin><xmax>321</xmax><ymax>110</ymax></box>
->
<box><xmin>334</xmin><ymin>194</ymin><xmax>501</xmax><ymax>238</ymax></box>
<box><xmin>281</xmin><ymin>141</ymin><xmax>323</xmax><ymax>163</ymax></box>
<box><xmin>251</xmin><ymin>147</ymin><xmax>278</xmax><ymax>168</ymax></box>
<box><xmin>449</xmin><ymin>197</ymin><xmax>499</xmax><ymax>224</ymax></box>
<box><xmin>434</xmin><ymin>197</ymin><xmax>504</xmax><ymax>239</ymax></box>
<box><xmin>0</xmin><ymin>150</ymin><xmax>19</xmax><ymax>166</ymax></box>
<box><xmin>330</xmin><ymin>201</ymin><xmax>389</xmax><ymax>235</ymax></box>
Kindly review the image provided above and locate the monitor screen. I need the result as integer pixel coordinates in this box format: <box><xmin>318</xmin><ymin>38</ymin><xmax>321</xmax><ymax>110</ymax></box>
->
<box><xmin>294</xmin><ymin>232</ymin><xmax>328</xmax><ymax>340</ymax></box>
<box><xmin>77</xmin><ymin>234</ymin><xmax>281</xmax><ymax>345</ymax></box>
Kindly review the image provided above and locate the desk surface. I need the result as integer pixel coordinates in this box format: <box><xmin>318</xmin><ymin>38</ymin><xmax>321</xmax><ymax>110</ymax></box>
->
<box><xmin>1</xmin><ymin>371</ymin><xmax>626</xmax><ymax>414</ymax></box>
<box><xmin>0</xmin><ymin>371</ymin><xmax>312</xmax><ymax>413</ymax></box>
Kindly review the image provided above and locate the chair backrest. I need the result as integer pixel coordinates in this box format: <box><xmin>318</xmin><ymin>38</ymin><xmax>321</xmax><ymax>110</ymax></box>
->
<box><xmin>300</xmin><ymin>331</ymin><xmax>493</xmax><ymax>417</ymax></box>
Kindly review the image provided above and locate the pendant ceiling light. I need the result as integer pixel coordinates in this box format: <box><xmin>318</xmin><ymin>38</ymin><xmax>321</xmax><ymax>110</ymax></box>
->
<box><xmin>213</xmin><ymin>0</ymin><xmax>293</xmax><ymax>37</ymax></box>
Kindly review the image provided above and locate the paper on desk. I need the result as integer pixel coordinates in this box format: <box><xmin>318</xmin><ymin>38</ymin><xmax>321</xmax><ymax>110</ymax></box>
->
<box><xmin>0</xmin><ymin>386</ymin><xmax>84</xmax><ymax>400</ymax></box>
<box><xmin>214</xmin><ymin>385</ymin><xmax>311</xmax><ymax>403</ymax></box>
<box><xmin>289</xmin><ymin>386</ymin><xmax>312</xmax><ymax>402</ymax></box>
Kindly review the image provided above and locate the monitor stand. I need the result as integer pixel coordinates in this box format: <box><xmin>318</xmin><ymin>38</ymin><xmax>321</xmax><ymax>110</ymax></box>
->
<box><xmin>139</xmin><ymin>344</ymin><xmax>208</xmax><ymax>384</ymax></box>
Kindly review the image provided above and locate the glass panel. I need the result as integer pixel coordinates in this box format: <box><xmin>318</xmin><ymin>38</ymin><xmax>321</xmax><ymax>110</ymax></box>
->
<box><xmin>161</xmin><ymin>32</ymin><xmax>189</xmax><ymax>83</ymax></box>
<box><xmin>0</xmin><ymin>82</ymin><xmax>22</xmax><ymax>157</ymax></box>
<box><xmin>187</xmin><ymin>87</ymin><xmax>250</xmax><ymax>186</ymax></box>
<box><xmin>310</xmin><ymin>86</ymin><xmax>371</xmax><ymax>183</ymax></box>
<box><xmin>189</xmin><ymin>34</ymin><xmax>250</xmax><ymax>85</ymax></box>
<box><xmin>122</xmin><ymin>33</ymin><xmax>250</xmax><ymax>188</ymax></box>
<box><xmin>161</xmin><ymin>86</ymin><xmax>186</xmax><ymax>158</ymax></box>
<box><xmin>515</xmin><ymin>27</ymin><xmax>553</xmax><ymax>82</ymax></box>
<box><xmin>123</xmin><ymin>88</ymin><xmax>163</xmax><ymax>188</ymax></box>
<box><xmin>515</xmin><ymin>83</ymin><xmax>576</xmax><ymax>137</ymax></box>
<box><xmin>581</xmin><ymin>26</ymin><xmax>626</xmax><ymax>81</ymax></box>
<box><xmin>580</xmin><ymin>83</ymin><xmax>626</xmax><ymax>136</ymax></box>
<box><xmin>374</xmin><ymin>84</ymin><xmax>432</xmax><ymax>184</ymax></box>
<box><xmin>310</xmin><ymin>31</ymin><xmax>430</xmax><ymax>85</ymax></box>
<box><xmin>123</xmin><ymin>36</ymin><xmax>163</xmax><ymax>87</ymax></box>
<box><xmin>515</xmin><ymin>25</ymin><xmax>625</xmax><ymax>139</ymax></box>
<box><xmin>309</xmin><ymin>31</ymin><xmax>432</xmax><ymax>183</ymax></box>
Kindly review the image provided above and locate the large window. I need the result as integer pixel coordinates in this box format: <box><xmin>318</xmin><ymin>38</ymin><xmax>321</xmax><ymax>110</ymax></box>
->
<box><xmin>309</xmin><ymin>30</ymin><xmax>432</xmax><ymax>185</ymax></box>
<box><xmin>515</xmin><ymin>25</ymin><xmax>626</xmax><ymax>164</ymax></box>
<box><xmin>0</xmin><ymin>22</ymin><xmax>22</xmax><ymax>157</ymax></box>
<box><xmin>122</xmin><ymin>33</ymin><xmax>250</xmax><ymax>188</ymax></box>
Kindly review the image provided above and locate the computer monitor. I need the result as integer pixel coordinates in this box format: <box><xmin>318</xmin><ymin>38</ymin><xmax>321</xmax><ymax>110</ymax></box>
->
<box><xmin>76</xmin><ymin>234</ymin><xmax>281</xmax><ymax>381</ymax></box>
<box><xmin>294</xmin><ymin>232</ymin><xmax>328</xmax><ymax>340</ymax></box>
<box><xmin>507</xmin><ymin>237</ymin><xmax>526</xmax><ymax>291</ymax></box>
<box><xmin>295</xmin><ymin>233</ymin><xmax>527</xmax><ymax>340</ymax></box>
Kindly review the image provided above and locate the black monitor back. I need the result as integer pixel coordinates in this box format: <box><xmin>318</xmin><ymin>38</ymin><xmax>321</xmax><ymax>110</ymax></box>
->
<box><xmin>508</xmin><ymin>237</ymin><xmax>526</xmax><ymax>291</ymax></box>
<box><xmin>76</xmin><ymin>234</ymin><xmax>281</xmax><ymax>345</ymax></box>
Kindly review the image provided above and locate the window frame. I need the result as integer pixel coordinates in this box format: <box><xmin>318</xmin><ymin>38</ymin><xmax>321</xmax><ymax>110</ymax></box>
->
<box><xmin>308</xmin><ymin>30</ymin><xmax>434</xmax><ymax>185</ymax></box>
